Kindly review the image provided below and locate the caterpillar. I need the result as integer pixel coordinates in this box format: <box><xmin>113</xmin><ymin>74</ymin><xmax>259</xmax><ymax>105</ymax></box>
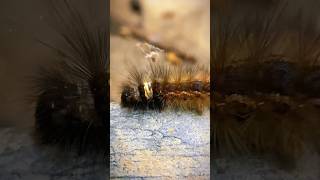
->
<box><xmin>215</xmin><ymin>57</ymin><xmax>320</xmax><ymax>97</ymax></box>
<box><xmin>31</xmin><ymin>1</ymin><xmax>108</xmax><ymax>154</ymax></box>
<box><xmin>120</xmin><ymin>62</ymin><xmax>210</xmax><ymax>114</ymax></box>
<box><xmin>212</xmin><ymin>1</ymin><xmax>320</xmax><ymax>168</ymax></box>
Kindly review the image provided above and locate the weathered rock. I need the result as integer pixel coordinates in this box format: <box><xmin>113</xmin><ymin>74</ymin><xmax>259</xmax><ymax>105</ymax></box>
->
<box><xmin>110</xmin><ymin>103</ymin><xmax>210</xmax><ymax>179</ymax></box>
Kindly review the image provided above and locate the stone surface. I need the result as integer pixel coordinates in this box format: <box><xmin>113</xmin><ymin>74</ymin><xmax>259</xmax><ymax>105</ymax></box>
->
<box><xmin>0</xmin><ymin>128</ymin><xmax>107</xmax><ymax>180</ymax></box>
<box><xmin>110</xmin><ymin>103</ymin><xmax>210</xmax><ymax>179</ymax></box>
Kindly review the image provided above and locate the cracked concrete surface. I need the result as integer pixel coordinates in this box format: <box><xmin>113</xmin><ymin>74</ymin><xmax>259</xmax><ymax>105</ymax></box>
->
<box><xmin>110</xmin><ymin>103</ymin><xmax>210</xmax><ymax>179</ymax></box>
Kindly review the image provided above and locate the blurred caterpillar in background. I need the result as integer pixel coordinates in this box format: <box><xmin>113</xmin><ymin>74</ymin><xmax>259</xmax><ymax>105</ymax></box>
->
<box><xmin>120</xmin><ymin>62</ymin><xmax>210</xmax><ymax>114</ymax></box>
<box><xmin>212</xmin><ymin>1</ymin><xmax>320</xmax><ymax>168</ymax></box>
<box><xmin>31</xmin><ymin>1</ymin><xmax>108</xmax><ymax>154</ymax></box>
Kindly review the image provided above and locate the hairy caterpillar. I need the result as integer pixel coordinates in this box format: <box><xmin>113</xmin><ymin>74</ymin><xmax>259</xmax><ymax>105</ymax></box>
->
<box><xmin>215</xmin><ymin>57</ymin><xmax>320</xmax><ymax>97</ymax></box>
<box><xmin>212</xmin><ymin>1</ymin><xmax>320</xmax><ymax>168</ymax></box>
<box><xmin>31</xmin><ymin>1</ymin><xmax>108</xmax><ymax>154</ymax></box>
<box><xmin>120</xmin><ymin>62</ymin><xmax>210</xmax><ymax>114</ymax></box>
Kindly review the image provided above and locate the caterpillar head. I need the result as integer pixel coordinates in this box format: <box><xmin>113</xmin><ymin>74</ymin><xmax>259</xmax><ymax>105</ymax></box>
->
<box><xmin>120</xmin><ymin>82</ymin><xmax>166</xmax><ymax>111</ymax></box>
<box><xmin>120</xmin><ymin>85</ymin><xmax>137</xmax><ymax>107</ymax></box>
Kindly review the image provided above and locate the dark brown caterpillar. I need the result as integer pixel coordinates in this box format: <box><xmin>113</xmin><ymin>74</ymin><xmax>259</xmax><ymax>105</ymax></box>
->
<box><xmin>121</xmin><ymin>63</ymin><xmax>210</xmax><ymax>114</ymax></box>
<box><xmin>215</xmin><ymin>58</ymin><xmax>320</xmax><ymax>98</ymax></box>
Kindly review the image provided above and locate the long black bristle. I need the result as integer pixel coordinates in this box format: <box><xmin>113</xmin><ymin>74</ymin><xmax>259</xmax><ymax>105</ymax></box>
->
<box><xmin>32</xmin><ymin>1</ymin><xmax>108</xmax><ymax>154</ymax></box>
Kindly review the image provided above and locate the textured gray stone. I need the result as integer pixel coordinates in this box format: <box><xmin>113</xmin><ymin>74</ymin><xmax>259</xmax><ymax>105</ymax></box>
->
<box><xmin>110</xmin><ymin>103</ymin><xmax>210</xmax><ymax>179</ymax></box>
